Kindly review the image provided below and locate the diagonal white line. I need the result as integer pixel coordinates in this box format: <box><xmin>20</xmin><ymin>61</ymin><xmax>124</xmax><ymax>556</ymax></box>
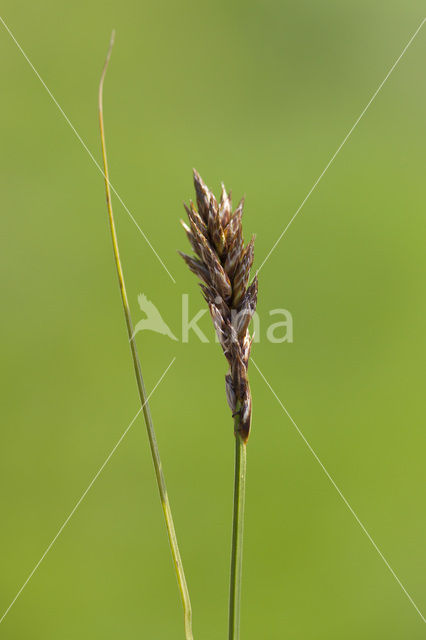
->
<box><xmin>0</xmin><ymin>16</ymin><xmax>176</xmax><ymax>284</ymax></box>
<box><xmin>0</xmin><ymin>357</ymin><xmax>176</xmax><ymax>626</ymax></box>
<box><xmin>257</xmin><ymin>18</ymin><xmax>426</xmax><ymax>275</ymax></box>
<box><xmin>251</xmin><ymin>357</ymin><xmax>426</xmax><ymax>624</ymax></box>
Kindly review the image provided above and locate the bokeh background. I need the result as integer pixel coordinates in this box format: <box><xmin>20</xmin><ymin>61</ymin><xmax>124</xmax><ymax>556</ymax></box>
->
<box><xmin>1</xmin><ymin>2</ymin><xmax>425</xmax><ymax>638</ymax></box>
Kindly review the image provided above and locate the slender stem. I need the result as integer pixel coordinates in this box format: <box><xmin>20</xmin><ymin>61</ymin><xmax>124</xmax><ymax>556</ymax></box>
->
<box><xmin>228</xmin><ymin>415</ymin><xmax>247</xmax><ymax>640</ymax></box>
<box><xmin>98</xmin><ymin>31</ymin><xmax>193</xmax><ymax>640</ymax></box>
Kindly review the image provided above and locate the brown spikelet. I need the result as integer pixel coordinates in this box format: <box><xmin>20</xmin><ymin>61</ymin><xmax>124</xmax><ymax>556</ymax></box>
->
<box><xmin>180</xmin><ymin>169</ymin><xmax>258</xmax><ymax>442</ymax></box>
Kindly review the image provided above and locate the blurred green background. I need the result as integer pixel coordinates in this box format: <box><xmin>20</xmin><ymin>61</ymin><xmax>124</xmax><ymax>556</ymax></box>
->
<box><xmin>1</xmin><ymin>1</ymin><xmax>425</xmax><ymax>638</ymax></box>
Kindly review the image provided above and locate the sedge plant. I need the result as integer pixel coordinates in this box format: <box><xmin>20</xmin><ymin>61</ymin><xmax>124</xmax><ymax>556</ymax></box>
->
<box><xmin>180</xmin><ymin>171</ymin><xmax>258</xmax><ymax>640</ymax></box>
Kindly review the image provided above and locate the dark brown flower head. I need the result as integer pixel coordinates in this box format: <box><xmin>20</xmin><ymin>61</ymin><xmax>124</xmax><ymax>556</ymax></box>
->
<box><xmin>179</xmin><ymin>169</ymin><xmax>258</xmax><ymax>442</ymax></box>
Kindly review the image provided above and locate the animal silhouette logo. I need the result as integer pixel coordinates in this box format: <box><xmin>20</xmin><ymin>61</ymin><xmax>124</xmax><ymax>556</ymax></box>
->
<box><xmin>131</xmin><ymin>294</ymin><xmax>178</xmax><ymax>341</ymax></box>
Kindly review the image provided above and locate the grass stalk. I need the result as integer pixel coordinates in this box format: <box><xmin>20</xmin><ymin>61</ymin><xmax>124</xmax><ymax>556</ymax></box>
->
<box><xmin>98</xmin><ymin>31</ymin><xmax>193</xmax><ymax>640</ymax></box>
<box><xmin>228</xmin><ymin>413</ymin><xmax>247</xmax><ymax>640</ymax></box>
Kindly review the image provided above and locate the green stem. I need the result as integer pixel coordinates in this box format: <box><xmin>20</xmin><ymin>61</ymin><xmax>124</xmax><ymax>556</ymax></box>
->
<box><xmin>228</xmin><ymin>417</ymin><xmax>247</xmax><ymax>640</ymax></box>
<box><xmin>98</xmin><ymin>31</ymin><xmax>193</xmax><ymax>640</ymax></box>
